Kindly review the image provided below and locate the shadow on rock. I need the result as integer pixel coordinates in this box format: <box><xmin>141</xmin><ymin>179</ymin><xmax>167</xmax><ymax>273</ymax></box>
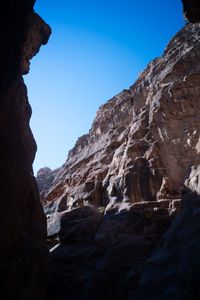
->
<box><xmin>131</xmin><ymin>189</ymin><xmax>200</xmax><ymax>300</ymax></box>
<box><xmin>45</xmin><ymin>193</ymin><xmax>189</xmax><ymax>300</ymax></box>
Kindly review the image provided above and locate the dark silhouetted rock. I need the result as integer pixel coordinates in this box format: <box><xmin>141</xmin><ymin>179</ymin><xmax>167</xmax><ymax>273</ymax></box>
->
<box><xmin>130</xmin><ymin>190</ymin><xmax>200</xmax><ymax>300</ymax></box>
<box><xmin>46</xmin><ymin>200</ymin><xmax>178</xmax><ymax>300</ymax></box>
<box><xmin>0</xmin><ymin>1</ymin><xmax>51</xmax><ymax>299</ymax></box>
<box><xmin>182</xmin><ymin>0</ymin><xmax>200</xmax><ymax>22</ymax></box>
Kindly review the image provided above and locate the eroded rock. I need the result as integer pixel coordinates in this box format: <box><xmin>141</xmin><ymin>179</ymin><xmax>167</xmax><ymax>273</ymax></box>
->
<box><xmin>40</xmin><ymin>21</ymin><xmax>200</xmax><ymax>300</ymax></box>
<box><xmin>38</xmin><ymin>23</ymin><xmax>200</xmax><ymax>218</ymax></box>
<box><xmin>46</xmin><ymin>201</ymin><xmax>177</xmax><ymax>300</ymax></box>
<box><xmin>131</xmin><ymin>191</ymin><xmax>200</xmax><ymax>300</ymax></box>
<box><xmin>37</xmin><ymin>167</ymin><xmax>61</xmax><ymax>204</ymax></box>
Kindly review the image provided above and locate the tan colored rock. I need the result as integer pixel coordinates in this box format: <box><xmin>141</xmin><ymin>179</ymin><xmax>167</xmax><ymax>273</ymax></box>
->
<box><xmin>37</xmin><ymin>167</ymin><xmax>61</xmax><ymax>203</ymax></box>
<box><xmin>43</xmin><ymin>13</ymin><xmax>200</xmax><ymax>300</ymax></box>
<box><xmin>38</xmin><ymin>23</ymin><xmax>200</xmax><ymax>219</ymax></box>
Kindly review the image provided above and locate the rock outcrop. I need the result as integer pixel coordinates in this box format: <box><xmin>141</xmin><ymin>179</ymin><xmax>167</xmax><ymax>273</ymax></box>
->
<box><xmin>46</xmin><ymin>200</ymin><xmax>181</xmax><ymax>300</ymax></box>
<box><xmin>0</xmin><ymin>1</ymin><xmax>51</xmax><ymax>299</ymax></box>
<box><xmin>38</xmin><ymin>23</ymin><xmax>200</xmax><ymax>215</ymax></box>
<box><xmin>131</xmin><ymin>189</ymin><xmax>200</xmax><ymax>300</ymax></box>
<box><xmin>37</xmin><ymin>22</ymin><xmax>200</xmax><ymax>299</ymax></box>
<box><xmin>4</xmin><ymin>0</ymin><xmax>200</xmax><ymax>299</ymax></box>
<box><xmin>37</xmin><ymin>167</ymin><xmax>61</xmax><ymax>204</ymax></box>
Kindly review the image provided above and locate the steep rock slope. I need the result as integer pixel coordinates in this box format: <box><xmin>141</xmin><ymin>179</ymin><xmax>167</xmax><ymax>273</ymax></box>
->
<box><xmin>0</xmin><ymin>1</ymin><xmax>51</xmax><ymax>299</ymax></box>
<box><xmin>39</xmin><ymin>22</ymin><xmax>200</xmax><ymax>299</ymax></box>
<box><xmin>37</xmin><ymin>167</ymin><xmax>61</xmax><ymax>204</ymax></box>
<box><xmin>39</xmin><ymin>23</ymin><xmax>200</xmax><ymax>217</ymax></box>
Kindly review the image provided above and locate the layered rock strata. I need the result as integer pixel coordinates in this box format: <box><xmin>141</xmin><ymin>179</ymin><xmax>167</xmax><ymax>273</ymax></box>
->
<box><xmin>38</xmin><ymin>23</ymin><xmax>200</xmax><ymax>216</ymax></box>
<box><xmin>0</xmin><ymin>1</ymin><xmax>51</xmax><ymax>299</ymax></box>
<box><xmin>37</xmin><ymin>22</ymin><xmax>200</xmax><ymax>299</ymax></box>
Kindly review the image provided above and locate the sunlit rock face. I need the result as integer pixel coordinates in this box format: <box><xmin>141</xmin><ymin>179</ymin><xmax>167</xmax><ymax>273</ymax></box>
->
<box><xmin>24</xmin><ymin>1</ymin><xmax>200</xmax><ymax>298</ymax></box>
<box><xmin>0</xmin><ymin>1</ymin><xmax>51</xmax><ymax>299</ymax></box>
<box><xmin>37</xmin><ymin>167</ymin><xmax>61</xmax><ymax>204</ymax></box>
<box><xmin>38</xmin><ymin>23</ymin><xmax>200</xmax><ymax>217</ymax></box>
<box><xmin>182</xmin><ymin>0</ymin><xmax>200</xmax><ymax>23</ymax></box>
<box><xmin>39</xmin><ymin>23</ymin><xmax>200</xmax><ymax>299</ymax></box>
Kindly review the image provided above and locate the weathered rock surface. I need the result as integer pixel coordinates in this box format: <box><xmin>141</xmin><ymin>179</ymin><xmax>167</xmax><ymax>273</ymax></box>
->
<box><xmin>37</xmin><ymin>167</ymin><xmax>61</xmax><ymax>204</ymax></box>
<box><xmin>0</xmin><ymin>1</ymin><xmax>51</xmax><ymax>299</ymax></box>
<box><xmin>39</xmin><ymin>22</ymin><xmax>200</xmax><ymax>299</ymax></box>
<box><xmin>46</xmin><ymin>200</ymin><xmax>179</xmax><ymax>300</ymax></box>
<box><xmin>130</xmin><ymin>190</ymin><xmax>200</xmax><ymax>300</ymax></box>
<box><xmin>38</xmin><ymin>23</ymin><xmax>200</xmax><ymax>216</ymax></box>
<box><xmin>46</xmin><ymin>191</ymin><xmax>200</xmax><ymax>300</ymax></box>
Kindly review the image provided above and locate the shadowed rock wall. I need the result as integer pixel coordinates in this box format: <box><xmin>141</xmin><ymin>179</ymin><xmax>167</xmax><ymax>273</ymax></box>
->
<box><xmin>0</xmin><ymin>1</ymin><xmax>51</xmax><ymax>299</ymax></box>
<box><xmin>182</xmin><ymin>0</ymin><xmax>200</xmax><ymax>22</ymax></box>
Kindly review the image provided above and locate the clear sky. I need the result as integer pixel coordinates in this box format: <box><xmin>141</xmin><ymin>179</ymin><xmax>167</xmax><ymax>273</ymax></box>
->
<box><xmin>24</xmin><ymin>0</ymin><xmax>185</xmax><ymax>175</ymax></box>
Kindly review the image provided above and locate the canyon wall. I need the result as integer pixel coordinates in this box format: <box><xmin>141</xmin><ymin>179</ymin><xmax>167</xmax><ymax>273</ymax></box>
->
<box><xmin>2</xmin><ymin>0</ymin><xmax>199</xmax><ymax>299</ymax></box>
<box><xmin>39</xmin><ymin>23</ymin><xmax>200</xmax><ymax>216</ymax></box>
<box><xmin>37</xmin><ymin>22</ymin><xmax>200</xmax><ymax>299</ymax></box>
<box><xmin>0</xmin><ymin>1</ymin><xmax>51</xmax><ymax>299</ymax></box>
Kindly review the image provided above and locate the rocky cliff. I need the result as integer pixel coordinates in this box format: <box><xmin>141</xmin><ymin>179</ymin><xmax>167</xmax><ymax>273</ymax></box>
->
<box><xmin>38</xmin><ymin>23</ymin><xmax>200</xmax><ymax>215</ymax></box>
<box><xmin>2</xmin><ymin>0</ymin><xmax>199</xmax><ymax>299</ymax></box>
<box><xmin>37</xmin><ymin>167</ymin><xmax>61</xmax><ymax>204</ymax></box>
<box><xmin>37</xmin><ymin>22</ymin><xmax>200</xmax><ymax>299</ymax></box>
<box><xmin>0</xmin><ymin>1</ymin><xmax>51</xmax><ymax>299</ymax></box>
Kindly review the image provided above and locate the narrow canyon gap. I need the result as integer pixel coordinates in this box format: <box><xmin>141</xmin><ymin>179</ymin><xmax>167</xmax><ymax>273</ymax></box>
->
<box><xmin>35</xmin><ymin>2</ymin><xmax>200</xmax><ymax>300</ymax></box>
<box><xmin>1</xmin><ymin>0</ymin><xmax>200</xmax><ymax>300</ymax></box>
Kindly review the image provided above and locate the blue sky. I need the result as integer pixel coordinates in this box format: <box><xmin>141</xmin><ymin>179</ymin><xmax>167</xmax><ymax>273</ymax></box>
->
<box><xmin>24</xmin><ymin>0</ymin><xmax>185</xmax><ymax>175</ymax></box>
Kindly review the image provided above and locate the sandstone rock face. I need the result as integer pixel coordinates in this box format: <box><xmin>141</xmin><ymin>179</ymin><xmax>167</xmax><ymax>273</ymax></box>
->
<box><xmin>39</xmin><ymin>23</ymin><xmax>200</xmax><ymax>217</ymax></box>
<box><xmin>37</xmin><ymin>167</ymin><xmax>61</xmax><ymax>204</ymax></box>
<box><xmin>0</xmin><ymin>1</ymin><xmax>51</xmax><ymax>299</ymax></box>
<box><xmin>39</xmin><ymin>22</ymin><xmax>200</xmax><ymax>299</ymax></box>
